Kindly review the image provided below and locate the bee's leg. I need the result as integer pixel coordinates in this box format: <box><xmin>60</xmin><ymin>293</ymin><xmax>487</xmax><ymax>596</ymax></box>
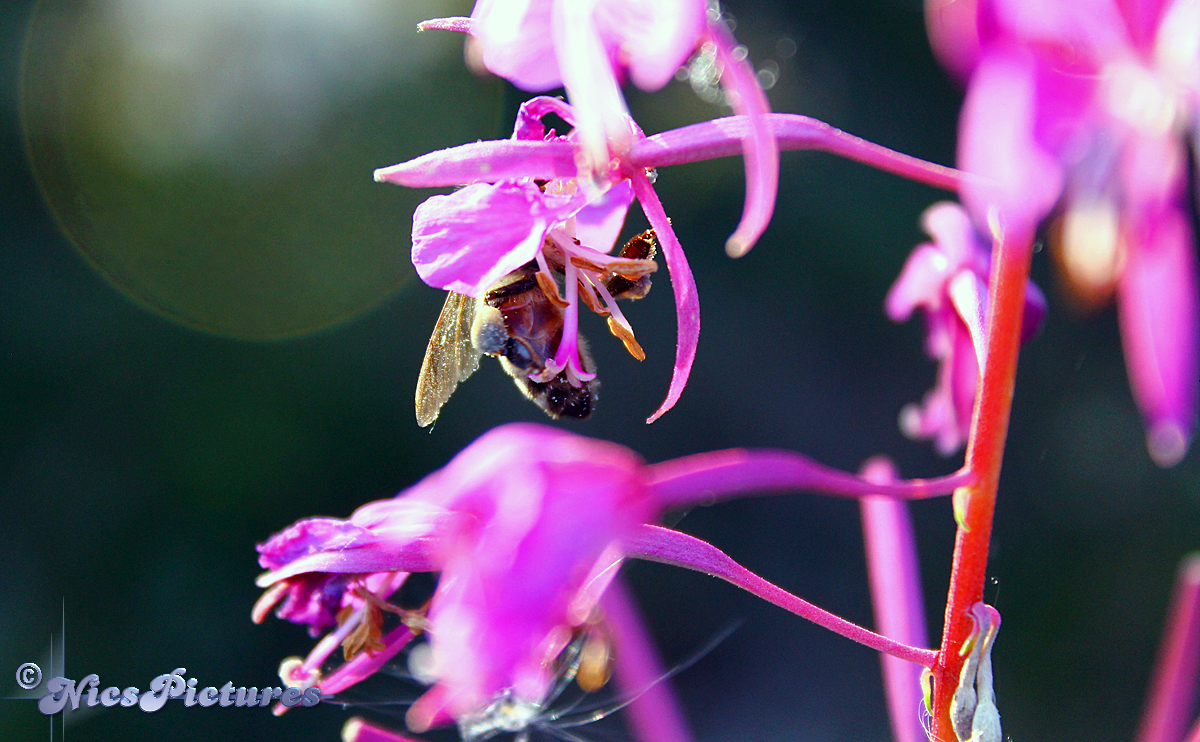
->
<box><xmin>471</xmin><ymin>305</ymin><xmax>509</xmax><ymax>355</ymax></box>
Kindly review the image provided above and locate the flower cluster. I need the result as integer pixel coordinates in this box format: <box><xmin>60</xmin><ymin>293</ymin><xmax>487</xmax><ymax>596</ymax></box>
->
<box><xmin>934</xmin><ymin>0</ymin><xmax>1200</xmax><ymax>465</ymax></box>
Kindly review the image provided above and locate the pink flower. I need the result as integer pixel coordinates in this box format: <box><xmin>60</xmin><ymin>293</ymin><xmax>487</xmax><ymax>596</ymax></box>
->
<box><xmin>419</xmin><ymin>0</ymin><xmax>779</xmax><ymax>257</ymax></box>
<box><xmin>254</xmin><ymin>424</ymin><xmax>972</xmax><ymax>731</ymax></box>
<box><xmin>887</xmin><ymin>202</ymin><xmax>1045</xmax><ymax>455</ymax></box>
<box><xmin>932</xmin><ymin>0</ymin><xmax>1200</xmax><ymax>465</ymax></box>
<box><xmin>379</xmin><ymin>98</ymin><xmax>965</xmax><ymax>422</ymax></box>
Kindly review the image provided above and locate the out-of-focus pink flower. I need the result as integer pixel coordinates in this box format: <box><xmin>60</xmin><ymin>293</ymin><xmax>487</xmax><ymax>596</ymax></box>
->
<box><xmin>929</xmin><ymin>0</ymin><xmax>1200</xmax><ymax>465</ymax></box>
<box><xmin>887</xmin><ymin>202</ymin><xmax>1045</xmax><ymax>455</ymax></box>
<box><xmin>380</xmin><ymin>98</ymin><xmax>965</xmax><ymax>422</ymax></box>
<box><xmin>420</xmin><ymin>0</ymin><xmax>778</xmax><ymax>257</ymax></box>
<box><xmin>254</xmin><ymin>424</ymin><xmax>971</xmax><ymax>732</ymax></box>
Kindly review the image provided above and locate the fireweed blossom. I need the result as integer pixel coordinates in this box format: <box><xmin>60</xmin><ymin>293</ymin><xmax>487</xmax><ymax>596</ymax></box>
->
<box><xmin>886</xmin><ymin>202</ymin><xmax>1046</xmax><ymax>455</ymax></box>
<box><xmin>377</xmin><ymin>98</ymin><xmax>964</xmax><ymax>422</ymax></box>
<box><xmin>253</xmin><ymin>423</ymin><xmax>973</xmax><ymax>736</ymax></box>
<box><xmin>419</xmin><ymin>0</ymin><xmax>778</xmax><ymax>257</ymax></box>
<box><xmin>929</xmin><ymin>0</ymin><xmax>1200</xmax><ymax>466</ymax></box>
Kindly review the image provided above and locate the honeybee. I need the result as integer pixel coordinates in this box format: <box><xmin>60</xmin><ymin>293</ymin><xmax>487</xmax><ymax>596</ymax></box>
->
<box><xmin>415</xmin><ymin>231</ymin><xmax>658</xmax><ymax>427</ymax></box>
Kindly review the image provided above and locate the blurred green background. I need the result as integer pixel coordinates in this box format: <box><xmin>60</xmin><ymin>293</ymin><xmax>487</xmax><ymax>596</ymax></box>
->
<box><xmin>2</xmin><ymin>0</ymin><xmax>1198</xmax><ymax>741</ymax></box>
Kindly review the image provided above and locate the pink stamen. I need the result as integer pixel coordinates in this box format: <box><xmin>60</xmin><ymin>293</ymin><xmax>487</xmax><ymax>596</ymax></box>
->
<box><xmin>1137</xmin><ymin>554</ymin><xmax>1200</xmax><ymax>742</ymax></box>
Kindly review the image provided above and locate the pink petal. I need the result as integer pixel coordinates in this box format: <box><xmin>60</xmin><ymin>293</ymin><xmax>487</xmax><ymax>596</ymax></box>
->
<box><xmin>573</xmin><ymin>180</ymin><xmax>634</xmax><ymax>252</ymax></box>
<box><xmin>629</xmin><ymin>172</ymin><xmax>698</xmax><ymax>423</ymax></box>
<box><xmin>1136</xmin><ymin>554</ymin><xmax>1200</xmax><ymax>742</ymax></box>
<box><xmin>375</xmin><ymin>140</ymin><xmax>578</xmax><ymax>188</ymax></box>
<box><xmin>411</xmin><ymin>182</ymin><xmax>580</xmax><ymax>296</ymax></box>
<box><xmin>925</xmin><ymin>0</ymin><xmax>982</xmax><ymax>81</ymax></box>
<box><xmin>708</xmin><ymin>18</ymin><xmax>779</xmax><ymax>257</ymax></box>
<box><xmin>987</xmin><ymin>0</ymin><xmax>1131</xmax><ymax>55</ymax></box>
<box><xmin>593</xmin><ymin>0</ymin><xmax>706</xmax><ymax>91</ymax></box>
<box><xmin>1117</xmin><ymin>205</ymin><xmax>1198</xmax><ymax>467</ymax></box>
<box><xmin>958</xmin><ymin>48</ymin><xmax>1065</xmax><ymax>237</ymax></box>
<box><xmin>470</xmin><ymin>0</ymin><xmax>563</xmax><ymax>91</ymax></box>
<box><xmin>886</xmin><ymin>244</ymin><xmax>953</xmax><ymax>322</ymax></box>
<box><xmin>1119</xmin><ymin>0</ymin><xmax>1174</xmax><ymax>51</ymax></box>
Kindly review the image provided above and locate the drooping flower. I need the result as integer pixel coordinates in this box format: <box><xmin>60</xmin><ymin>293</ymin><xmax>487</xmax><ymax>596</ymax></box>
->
<box><xmin>929</xmin><ymin>0</ymin><xmax>1200</xmax><ymax>465</ymax></box>
<box><xmin>886</xmin><ymin>202</ymin><xmax>1045</xmax><ymax>455</ymax></box>
<box><xmin>254</xmin><ymin>424</ymin><xmax>972</xmax><ymax>733</ymax></box>
<box><xmin>419</xmin><ymin>0</ymin><xmax>778</xmax><ymax>257</ymax></box>
<box><xmin>379</xmin><ymin>98</ymin><xmax>964</xmax><ymax>422</ymax></box>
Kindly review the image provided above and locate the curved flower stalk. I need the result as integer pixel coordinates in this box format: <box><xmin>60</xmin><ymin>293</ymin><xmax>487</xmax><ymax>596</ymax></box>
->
<box><xmin>379</xmin><ymin>99</ymin><xmax>965</xmax><ymax>422</ymax></box>
<box><xmin>886</xmin><ymin>201</ymin><xmax>1045</xmax><ymax>455</ymax></box>
<box><xmin>931</xmin><ymin>0</ymin><xmax>1200</xmax><ymax>466</ymax></box>
<box><xmin>253</xmin><ymin>423</ymin><xmax>972</xmax><ymax>734</ymax></box>
<box><xmin>419</xmin><ymin>0</ymin><xmax>778</xmax><ymax>257</ymax></box>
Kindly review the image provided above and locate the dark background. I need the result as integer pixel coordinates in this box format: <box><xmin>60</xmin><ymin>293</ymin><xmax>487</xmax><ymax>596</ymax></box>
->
<box><xmin>2</xmin><ymin>1</ymin><xmax>1198</xmax><ymax>741</ymax></box>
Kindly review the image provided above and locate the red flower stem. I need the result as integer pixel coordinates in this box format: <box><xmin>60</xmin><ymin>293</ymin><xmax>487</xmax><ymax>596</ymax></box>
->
<box><xmin>930</xmin><ymin>228</ymin><xmax>1033</xmax><ymax>741</ymax></box>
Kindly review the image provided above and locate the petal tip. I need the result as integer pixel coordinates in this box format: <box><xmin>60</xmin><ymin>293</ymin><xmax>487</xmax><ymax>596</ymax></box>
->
<box><xmin>1148</xmin><ymin>421</ymin><xmax>1190</xmax><ymax>468</ymax></box>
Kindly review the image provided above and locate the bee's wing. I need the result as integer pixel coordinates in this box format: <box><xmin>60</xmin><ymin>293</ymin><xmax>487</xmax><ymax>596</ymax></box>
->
<box><xmin>415</xmin><ymin>292</ymin><xmax>481</xmax><ymax>427</ymax></box>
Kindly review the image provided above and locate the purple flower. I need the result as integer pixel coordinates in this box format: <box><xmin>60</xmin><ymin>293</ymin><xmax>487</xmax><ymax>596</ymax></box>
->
<box><xmin>887</xmin><ymin>202</ymin><xmax>1045</xmax><ymax>455</ymax></box>
<box><xmin>419</xmin><ymin>0</ymin><xmax>779</xmax><ymax>257</ymax></box>
<box><xmin>254</xmin><ymin>423</ymin><xmax>971</xmax><ymax>730</ymax></box>
<box><xmin>380</xmin><ymin>98</ymin><xmax>965</xmax><ymax>422</ymax></box>
<box><xmin>932</xmin><ymin>0</ymin><xmax>1200</xmax><ymax>465</ymax></box>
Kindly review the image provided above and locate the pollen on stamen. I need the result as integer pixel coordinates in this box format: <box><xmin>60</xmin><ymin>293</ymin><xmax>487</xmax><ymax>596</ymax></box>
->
<box><xmin>607</xmin><ymin>317</ymin><xmax>646</xmax><ymax>361</ymax></box>
<box><xmin>535</xmin><ymin>271</ymin><xmax>570</xmax><ymax>308</ymax></box>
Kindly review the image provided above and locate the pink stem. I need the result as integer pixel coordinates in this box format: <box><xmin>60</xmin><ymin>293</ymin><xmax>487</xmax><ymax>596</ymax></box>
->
<box><xmin>859</xmin><ymin>457</ymin><xmax>930</xmax><ymax>742</ymax></box>
<box><xmin>416</xmin><ymin>16</ymin><xmax>474</xmax><ymax>34</ymax></box>
<box><xmin>602</xmin><ymin>578</ymin><xmax>695</xmax><ymax>742</ymax></box>
<box><xmin>645</xmin><ymin>448</ymin><xmax>973</xmax><ymax>509</ymax></box>
<box><xmin>631</xmin><ymin>114</ymin><xmax>964</xmax><ymax>192</ymax></box>
<box><xmin>707</xmin><ymin>19</ymin><xmax>779</xmax><ymax>257</ymax></box>
<box><xmin>625</xmin><ymin>525</ymin><xmax>937</xmax><ymax>667</ymax></box>
<box><xmin>1137</xmin><ymin>553</ymin><xmax>1200</xmax><ymax>742</ymax></box>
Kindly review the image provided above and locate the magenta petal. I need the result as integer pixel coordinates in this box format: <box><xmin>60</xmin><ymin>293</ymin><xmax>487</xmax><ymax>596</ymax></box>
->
<box><xmin>375</xmin><ymin>140</ymin><xmax>578</xmax><ymax>188</ymax></box>
<box><xmin>594</xmin><ymin>0</ymin><xmax>706</xmax><ymax>91</ymax></box>
<box><xmin>574</xmin><ymin>180</ymin><xmax>634</xmax><ymax>253</ymax></box>
<box><xmin>629</xmin><ymin>172</ymin><xmax>698</xmax><ymax>423</ymax></box>
<box><xmin>411</xmin><ymin>182</ymin><xmax>579</xmax><ymax>296</ymax></box>
<box><xmin>1136</xmin><ymin>554</ymin><xmax>1200</xmax><ymax>742</ymax></box>
<box><xmin>553</xmin><ymin>0</ymin><xmax>633</xmax><ymax>164</ymax></box>
<box><xmin>958</xmin><ymin>49</ymin><xmax>1064</xmax><ymax>236</ymax></box>
<box><xmin>1117</xmin><ymin>206</ymin><xmax>1198</xmax><ymax>467</ymax></box>
<box><xmin>925</xmin><ymin>0</ymin><xmax>982</xmax><ymax>81</ymax></box>
<box><xmin>470</xmin><ymin>0</ymin><xmax>562</xmax><ymax>91</ymax></box>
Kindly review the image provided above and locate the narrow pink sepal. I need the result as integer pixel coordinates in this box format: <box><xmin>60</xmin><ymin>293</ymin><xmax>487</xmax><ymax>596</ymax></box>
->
<box><xmin>1137</xmin><ymin>554</ymin><xmax>1200</xmax><ymax>742</ymax></box>
<box><xmin>417</xmin><ymin>16</ymin><xmax>475</xmax><ymax>34</ymax></box>
<box><xmin>603</xmin><ymin>579</ymin><xmax>695</xmax><ymax>742</ymax></box>
<box><xmin>707</xmin><ymin>19</ymin><xmax>779</xmax><ymax>258</ymax></box>
<box><xmin>343</xmin><ymin>717</ymin><xmax>424</xmax><ymax>742</ymax></box>
<box><xmin>629</xmin><ymin>171</ymin><xmax>699</xmax><ymax>423</ymax></box>
<box><xmin>624</xmin><ymin>525</ymin><xmax>938</xmax><ymax>667</ymax></box>
<box><xmin>645</xmin><ymin>448</ymin><xmax>973</xmax><ymax>509</ymax></box>
<box><xmin>374</xmin><ymin>140</ymin><xmax>578</xmax><ymax>188</ymax></box>
<box><xmin>630</xmin><ymin>114</ymin><xmax>963</xmax><ymax>192</ymax></box>
<box><xmin>859</xmin><ymin>458</ymin><xmax>930</xmax><ymax>742</ymax></box>
<box><xmin>411</xmin><ymin>182</ymin><xmax>579</xmax><ymax>296</ymax></box>
<box><xmin>1117</xmin><ymin>206</ymin><xmax>1198</xmax><ymax>467</ymax></box>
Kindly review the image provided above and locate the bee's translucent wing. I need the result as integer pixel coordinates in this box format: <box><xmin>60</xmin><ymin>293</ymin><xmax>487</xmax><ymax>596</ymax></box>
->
<box><xmin>416</xmin><ymin>292</ymin><xmax>481</xmax><ymax>427</ymax></box>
